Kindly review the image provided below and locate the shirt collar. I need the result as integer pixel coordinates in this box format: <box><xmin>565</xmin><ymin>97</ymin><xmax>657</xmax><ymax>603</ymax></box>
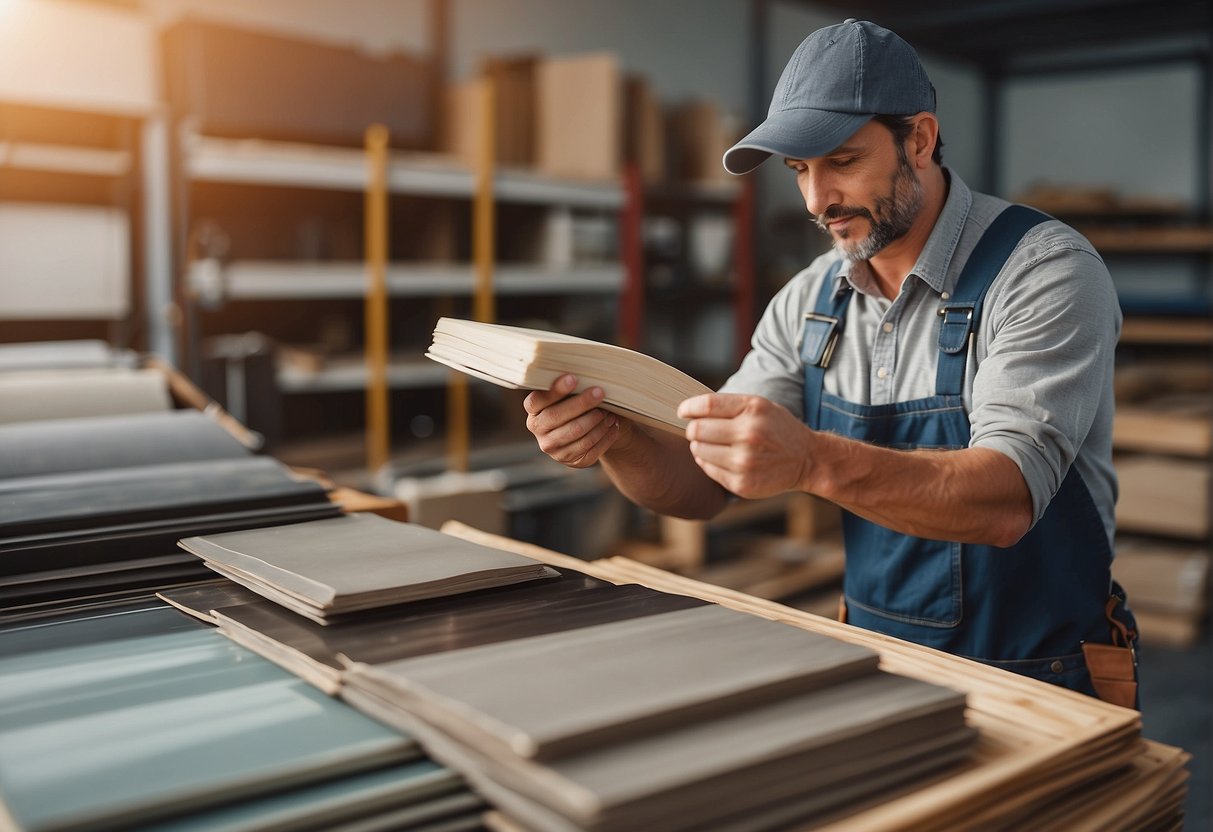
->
<box><xmin>829</xmin><ymin>167</ymin><xmax>972</xmax><ymax>298</ymax></box>
<box><xmin>910</xmin><ymin>168</ymin><xmax>971</xmax><ymax>295</ymax></box>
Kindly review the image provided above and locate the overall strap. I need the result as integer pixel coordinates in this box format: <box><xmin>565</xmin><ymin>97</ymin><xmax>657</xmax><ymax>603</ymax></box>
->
<box><xmin>935</xmin><ymin>205</ymin><xmax>1051</xmax><ymax>396</ymax></box>
<box><xmin>802</xmin><ymin>259</ymin><xmax>852</xmax><ymax>427</ymax></box>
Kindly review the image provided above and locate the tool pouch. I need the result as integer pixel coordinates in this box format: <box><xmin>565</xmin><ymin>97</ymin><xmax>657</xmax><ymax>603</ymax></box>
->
<box><xmin>1082</xmin><ymin>595</ymin><xmax>1138</xmax><ymax>710</ymax></box>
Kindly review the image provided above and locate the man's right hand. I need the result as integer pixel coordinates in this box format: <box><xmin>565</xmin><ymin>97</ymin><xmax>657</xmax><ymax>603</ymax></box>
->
<box><xmin>523</xmin><ymin>374</ymin><xmax>631</xmax><ymax>468</ymax></box>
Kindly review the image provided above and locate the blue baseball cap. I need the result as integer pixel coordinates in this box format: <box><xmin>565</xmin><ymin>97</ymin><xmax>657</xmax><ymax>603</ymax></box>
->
<box><xmin>723</xmin><ymin>19</ymin><xmax>935</xmax><ymax>175</ymax></box>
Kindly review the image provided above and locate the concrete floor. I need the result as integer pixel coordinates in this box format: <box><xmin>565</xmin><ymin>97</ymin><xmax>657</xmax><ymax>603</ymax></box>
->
<box><xmin>1138</xmin><ymin>629</ymin><xmax>1211</xmax><ymax>828</ymax></box>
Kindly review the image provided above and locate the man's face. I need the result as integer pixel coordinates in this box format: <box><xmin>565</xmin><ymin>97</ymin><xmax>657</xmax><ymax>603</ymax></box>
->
<box><xmin>785</xmin><ymin>120</ymin><xmax>924</xmax><ymax>262</ymax></box>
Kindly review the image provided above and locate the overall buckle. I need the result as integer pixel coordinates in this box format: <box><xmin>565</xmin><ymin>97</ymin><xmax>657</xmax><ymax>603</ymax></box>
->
<box><xmin>937</xmin><ymin>302</ymin><xmax>976</xmax><ymax>355</ymax></box>
<box><xmin>799</xmin><ymin>312</ymin><xmax>842</xmax><ymax>369</ymax></box>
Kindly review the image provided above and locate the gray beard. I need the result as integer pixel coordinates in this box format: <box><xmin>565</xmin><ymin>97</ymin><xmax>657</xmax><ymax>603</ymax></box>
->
<box><xmin>818</xmin><ymin>160</ymin><xmax>924</xmax><ymax>263</ymax></box>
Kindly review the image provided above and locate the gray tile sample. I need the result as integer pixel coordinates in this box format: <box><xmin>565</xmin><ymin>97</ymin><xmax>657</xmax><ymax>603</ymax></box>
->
<box><xmin>138</xmin><ymin>761</ymin><xmax>473</xmax><ymax>832</ymax></box>
<box><xmin>0</xmin><ymin>458</ymin><xmax>327</xmax><ymax>535</ymax></box>
<box><xmin>179</xmin><ymin>514</ymin><xmax>559</xmax><ymax>620</ymax></box>
<box><xmin>0</xmin><ymin>555</ymin><xmax>211</xmax><ymax>609</ymax></box>
<box><xmin>210</xmin><ymin>573</ymin><xmax>708</xmax><ymax>692</ymax></box>
<box><xmin>0</xmin><ymin>411</ymin><xmax>249</xmax><ymax>481</ymax></box>
<box><xmin>0</xmin><ymin>628</ymin><xmax>417</xmax><ymax>832</ymax></box>
<box><xmin>1</xmin><ymin>500</ymin><xmax>342</xmax><ymax>582</ymax></box>
<box><xmin>348</xmin><ymin>604</ymin><xmax>880</xmax><ymax>760</ymax></box>
<box><xmin>0</xmin><ymin>603</ymin><xmax>203</xmax><ymax>659</ymax></box>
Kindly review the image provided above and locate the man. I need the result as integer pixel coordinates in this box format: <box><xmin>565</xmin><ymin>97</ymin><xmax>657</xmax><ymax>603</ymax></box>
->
<box><xmin>523</xmin><ymin>20</ymin><xmax>1138</xmax><ymax>706</ymax></box>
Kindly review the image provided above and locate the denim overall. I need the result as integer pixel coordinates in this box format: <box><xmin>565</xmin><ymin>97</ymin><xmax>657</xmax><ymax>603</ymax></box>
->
<box><xmin>800</xmin><ymin>205</ymin><xmax>1135</xmax><ymax>695</ymax></box>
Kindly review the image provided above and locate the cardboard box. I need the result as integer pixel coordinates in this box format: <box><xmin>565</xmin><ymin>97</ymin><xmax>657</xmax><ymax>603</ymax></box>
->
<box><xmin>667</xmin><ymin>99</ymin><xmax>738</xmax><ymax>184</ymax></box>
<box><xmin>482</xmin><ymin>55</ymin><xmax>539</xmax><ymax>167</ymax></box>
<box><xmin>664</xmin><ymin>99</ymin><xmax>737</xmax><ymax>184</ymax></box>
<box><xmin>625</xmin><ymin>76</ymin><xmax>666</xmax><ymax>183</ymax></box>
<box><xmin>442</xmin><ymin>56</ymin><xmax>539</xmax><ymax>169</ymax></box>
<box><xmin>536</xmin><ymin>53</ymin><xmax>622</xmax><ymax>181</ymax></box>
<box><xmin>440</xmin><ymin>77</ymin><xmax>487</xmax><ymax>168</ymax></box>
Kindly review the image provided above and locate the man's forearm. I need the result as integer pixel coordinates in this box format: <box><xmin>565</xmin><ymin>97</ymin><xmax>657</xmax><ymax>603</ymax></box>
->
<box><xmin>803</xmin><ymin>430</ymin><xmax>1034</xmax><ymax>546</ymax></box>
<box><xmin>601</xmin><ymin>426</ymin><xmax>730</xmax><ymax>520</ymax></box>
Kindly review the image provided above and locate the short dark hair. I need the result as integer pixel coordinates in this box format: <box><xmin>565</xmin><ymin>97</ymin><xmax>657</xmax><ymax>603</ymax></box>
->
<box><xmin>872</xmin><ymin>113</ymin><xmax>944</xmax><ymax>165</ymax></box>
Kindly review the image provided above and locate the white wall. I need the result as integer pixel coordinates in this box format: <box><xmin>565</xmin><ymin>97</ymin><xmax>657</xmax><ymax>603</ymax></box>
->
<box><xmin>1002</xmin><ymin>64</ymin><xmax>1202</xmax><ymax>203</ymax></box>
<box><xmin>920</xmin><ymin>54</ymin><xmax>983</xmax><ymax>188</ymax></box>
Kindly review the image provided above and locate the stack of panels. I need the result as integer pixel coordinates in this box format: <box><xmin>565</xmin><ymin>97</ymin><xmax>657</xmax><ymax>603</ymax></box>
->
<box><xmin>177</xmin><ymin>514</ymin><xmax>560</xmax><ymax>624</ymax></box>
<box><xmin>0</xmin><ymin>411</ymin><xmax>340</xmax><ymax>611</ymax></box>
<box><xmin>341</xmin><ymin>606</ymin><xmax>972</xmax><ymax>832</ymax></box>
<box><xmin>547</xmin><ymin>535</ymin><xmax>1190</xmax><ymax>832</ymax></box>
<box><xmin>0</xmin><ymin>605</ymin><xmax>484</xmax><ymax>832</ymax></box>
<box><xmin>162</xmin><ymin>525</ymin><xmax>975</xmax><ymax>831</ymax></box>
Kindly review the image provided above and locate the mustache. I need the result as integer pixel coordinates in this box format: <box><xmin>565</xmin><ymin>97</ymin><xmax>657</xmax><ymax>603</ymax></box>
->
<box><xmin>815</xmin><ymin>206</ymin><xmax>873</xmax><ymax>232</ymax></box>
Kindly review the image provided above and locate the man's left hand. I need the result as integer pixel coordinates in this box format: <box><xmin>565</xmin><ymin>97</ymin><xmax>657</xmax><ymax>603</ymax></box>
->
<box><xmin>677</xmin><ymin>393</ymin><xmax>813</xmax><ymax>500</ymax></box>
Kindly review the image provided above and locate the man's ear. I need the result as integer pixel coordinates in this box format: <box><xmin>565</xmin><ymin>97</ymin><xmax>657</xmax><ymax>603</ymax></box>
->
<box><xmin>909</xmin><ymin>113</ymin><xmax>939</xmax><ymax>169</ymax></box>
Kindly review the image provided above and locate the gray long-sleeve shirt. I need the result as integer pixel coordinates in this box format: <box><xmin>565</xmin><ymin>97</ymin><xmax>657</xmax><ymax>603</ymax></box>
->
<box><xmin>721</xmin><ymin>170</ymin><xmax>1120</xmax><ymax>546</ymax></box>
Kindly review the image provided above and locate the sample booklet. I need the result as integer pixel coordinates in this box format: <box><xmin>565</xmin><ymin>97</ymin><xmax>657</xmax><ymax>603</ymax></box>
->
<box><xmin>425</xmin><ymin>317</ymin><xmax>712</xmax><ymax>435</ymax></box>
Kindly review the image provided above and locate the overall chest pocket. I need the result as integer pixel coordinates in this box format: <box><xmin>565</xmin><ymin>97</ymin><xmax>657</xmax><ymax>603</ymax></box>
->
<box><xmin>842</xmin><ymin>518</ymin><xmax>963</xmax><ymax>627</ymax></box>
<box><xmin>818</xmin><ymin>394</ymin><xmax>970</xmax><ymax>628</ymax></box>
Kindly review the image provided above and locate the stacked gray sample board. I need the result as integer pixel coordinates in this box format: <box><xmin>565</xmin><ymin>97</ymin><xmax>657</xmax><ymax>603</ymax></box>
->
<box><xmin>177</xmin><ymin>514</ymin><xmax>559</xmax><ymax>623</ymax></box>
<box><xmin>0</xmin><ymin>410</ymin><xmax>340</xmax><ymax>613</ymax></box>
<box><xmin>162</xmin><ymin>517</ymin><xmax>977</xmax><ymax>831</ymax></box>
<box><xmin>160</xmin><ymin>571</ymin><xmax>707</xmax><ymax>694</ymax></box>
<box><xmin>0</xmin><ymin>602</ymin><xmax>484</xmax><ymax>832</ymax></box>
<box><xmin>341</xmin><ymin>606</ymin><xmax>973</xmax><ymax>832</ymax></box>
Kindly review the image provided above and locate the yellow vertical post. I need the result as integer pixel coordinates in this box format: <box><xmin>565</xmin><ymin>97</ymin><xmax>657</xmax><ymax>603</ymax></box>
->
<box><xmin>364</xmin><ymin>124</ymin><xmax>391</xmax><ymax>475</ymax></box>
<box><xmin>448</xmin><ymin>78</ymin><xmax>495</xmax><ymax>472</ymax></box>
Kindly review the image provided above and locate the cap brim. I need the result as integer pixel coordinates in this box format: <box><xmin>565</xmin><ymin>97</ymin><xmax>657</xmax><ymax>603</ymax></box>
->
<box><xmin>722</xmin><ymin>109</ymin><xmax>874</xmax><ymax>175</ymax></box>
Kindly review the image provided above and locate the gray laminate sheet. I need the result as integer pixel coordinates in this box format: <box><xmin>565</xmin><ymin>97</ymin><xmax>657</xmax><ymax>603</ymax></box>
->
<box><xmin>0</xmin><ymin>411</ymin><xmax>249</xmax><ymax>481</ymax></box>
<box><xmin>349</xmin><ymin>604</ymin><xmax>880</xmax><ymax>760</ymax></box>
<box><xmin>179</xmin><ymin>513</ymin><xmax>558</xmax><ymax>619</ymax></box>
<box><xmin>0</xmin><ymin>557</ymin><xmax>212</xmax><ymax>609</ymax></box>
<box><xmin>1</xmin><ymin>500</ymin><xmax>342</xmax><ymax>581</ymax></box>
<box><xmin>0</xmin><ymin>341</ymin><xmax>132</xmax><ymax>373</ymax></box>
<box><xmin>137</xmin><ymin>761</ymin><xmax>472</xmax><ymax>832</ymax></box>
<box><xmin>0</xmin><ymin>603</ymin><xmax>203</xmax><ymax>659</ymax></box>
<box><xmin>0</xmin><ymin>457</ymin><xmax>328</xmax><ymax>535</ymax></box>
<box><xmin>0</xmin><ymin>628</ymin><xmax>417</xmax><ymax>832</ymax></box>
<box><xmin>209</xmin><ymin>573</ymin><xmax>708</xmax><ymax>693</ymax></box>
<box><xmin>0</xmin><ymin>368</ymin><xmax>170</xmax><ymax>425</ymax></box>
